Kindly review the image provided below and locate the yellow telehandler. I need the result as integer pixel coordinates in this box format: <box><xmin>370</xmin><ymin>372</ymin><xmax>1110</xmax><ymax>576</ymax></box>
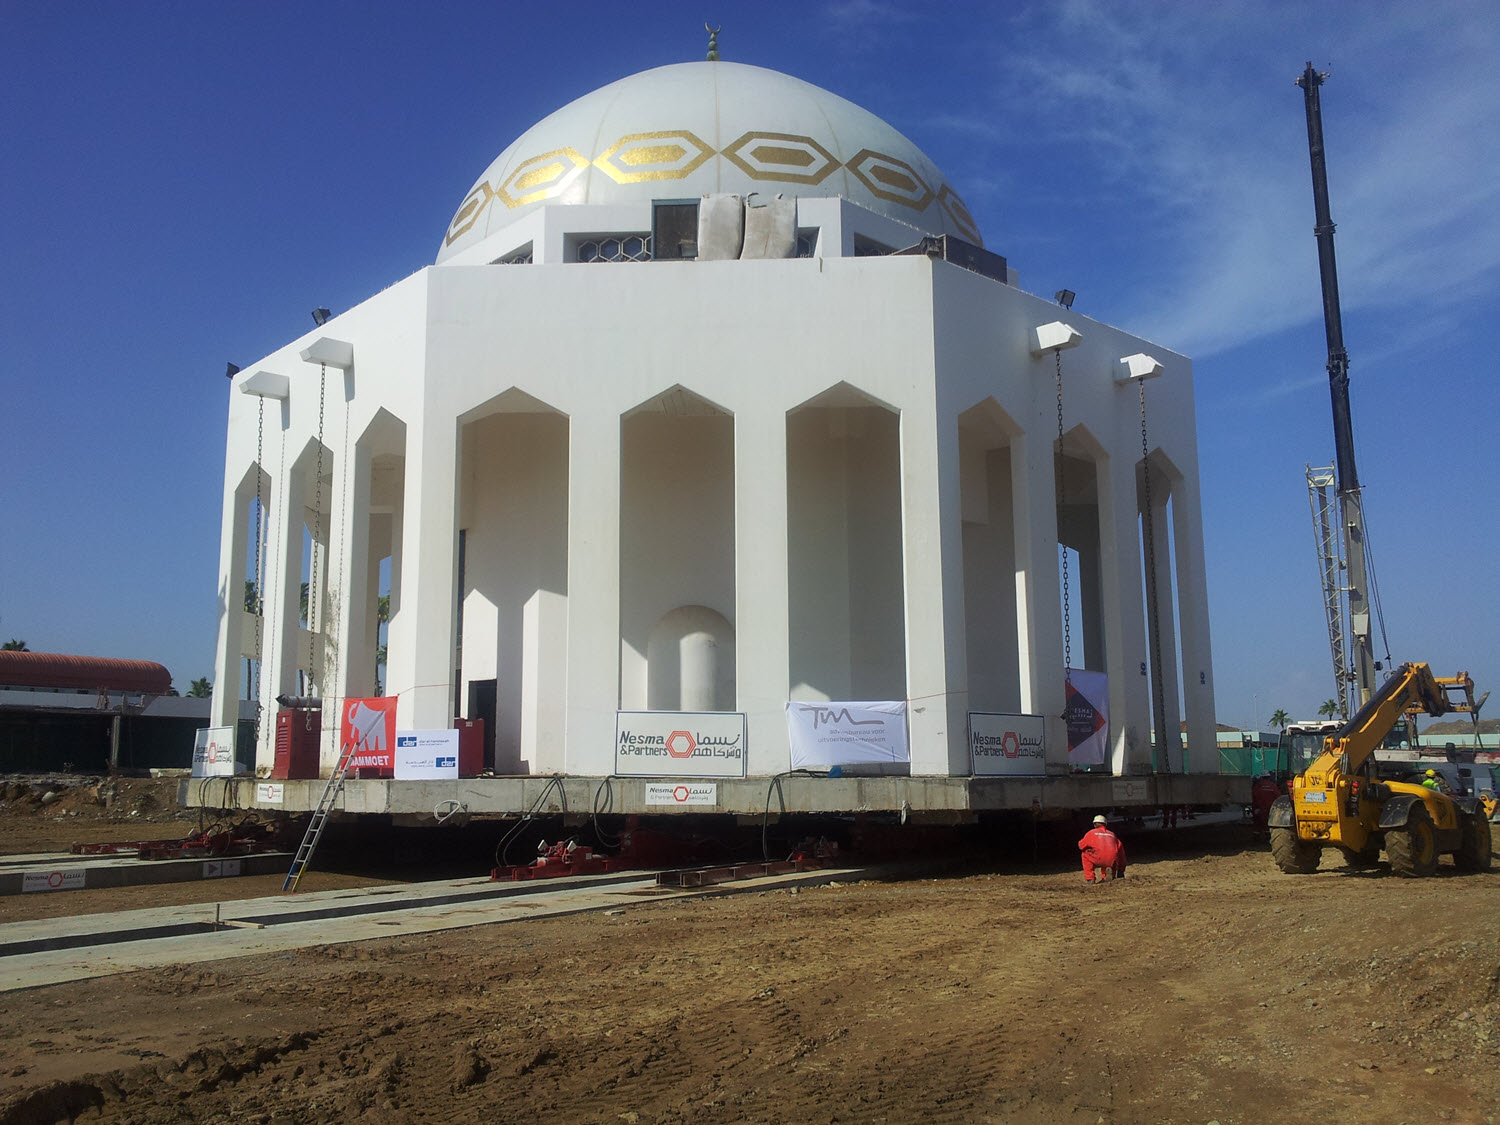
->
<box><xmin>1269</xmin><ymin>662</ymin><xmax>1493</xmax><ymax>877</ymax></box>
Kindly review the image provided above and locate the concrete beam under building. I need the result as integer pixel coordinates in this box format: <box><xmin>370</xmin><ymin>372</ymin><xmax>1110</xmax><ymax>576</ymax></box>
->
<box><xmin>184</xmin><ymin>774</ymin><xmax>1249</xmax><ymax>823</ymax></box>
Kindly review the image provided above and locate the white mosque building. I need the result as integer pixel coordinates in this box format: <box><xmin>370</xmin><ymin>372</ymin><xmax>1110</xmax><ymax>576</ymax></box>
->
<box><xmin>210</xmin><ymin>55</ymin><xmax>1225</xmax><ymax>815</ymax></box>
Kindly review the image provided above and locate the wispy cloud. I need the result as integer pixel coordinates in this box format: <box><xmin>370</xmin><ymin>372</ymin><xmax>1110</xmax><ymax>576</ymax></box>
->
<box><xmin>947</xmin><ymin>1</ymin><xmax>1500</xmax><ymax>357</ymax></box>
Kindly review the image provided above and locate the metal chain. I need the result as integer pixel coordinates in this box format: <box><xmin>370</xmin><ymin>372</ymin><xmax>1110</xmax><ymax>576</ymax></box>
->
<box><xmin>1055</xmin><ymin>349</ymin><xmax>1072</xmax><ymax>682</ymax></box>
<box><xmin>308</xmin><ymin>363</ymin><xmax>326</xmax><ymax>695</ymax></box>
<box><xmin>252</xmin><ymin>395</ymin><xmax>265</xmax><ymax>717</ymax></box>
<box><xmin>1140</xmin><ymin>380</ymin><xmax>1171</xmax><ymax>773</ymax></box>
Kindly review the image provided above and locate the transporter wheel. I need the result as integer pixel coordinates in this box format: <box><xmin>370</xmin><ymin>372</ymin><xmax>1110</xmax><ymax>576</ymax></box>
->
<box><xmin>1454</xmin><ymin>812</ymin><xmax>1494</xmax><ymax>873</ymax></box>
<box><xmin>1271</xmin><ymin>826</ymin><xmax>1320</xmax><ymax>874</ymax></box>
<box><xmin>1341</xmin><ymin>840</ymin><xmax>1382</xmax><ymax>870</ymax></box>
<box><xmin>1386</xmin><ymin>804</ymin><xmax>1439</xmax><ymax>878</ymax></box>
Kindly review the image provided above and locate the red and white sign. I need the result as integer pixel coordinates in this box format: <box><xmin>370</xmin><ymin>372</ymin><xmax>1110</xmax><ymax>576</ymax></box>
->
<box><xmin>645</xmin><ymin>783</ymin><xmax>718</xmax><ymax>806</ymax></box>
<box><xmin>191</xmin><ymin>726</ymin><xmax>236</xmax><ymax>778</ymax></box>
<box><xmin>1065</xmin><ymin>670</ymin><xmax>1110</xmax><ymax>767</ymax></box>
<box><xmin>969</xmin><ymin>713</ymin><xmax>1046</xmax><ymax>776</ymax></box>
<box><xmin>341</xmin><ymin>697</ymin><xmax>397</xmax><ymax>770</ymax></box>
<box><xmin>23</xmin><ymin>870</ymin><xmax>86</xmax><ymax>893</ymax></box>
<box><xmin>615</xmin><ymin>712</ymin><xmax>746</xmax><ymax>778</ymax></box>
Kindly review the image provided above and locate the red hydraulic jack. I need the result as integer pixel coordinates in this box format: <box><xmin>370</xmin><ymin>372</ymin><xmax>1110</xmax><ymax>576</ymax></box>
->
<box><xmin>491</xmin><ymin>839</ymin><xmax>632</xmax><ymax>882</ymax></box>
<box><xmin>71</xmin><ymin>821</ymin><xmax>279</xmax><ymax>862</ymax></box>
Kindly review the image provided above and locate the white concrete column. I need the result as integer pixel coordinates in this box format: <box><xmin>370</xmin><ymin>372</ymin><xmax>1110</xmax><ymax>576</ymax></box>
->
<box><xmin>1105</xmin><ymin>465</ymin><xmax>1152</xmax><ymax>774</ymax></box>
<box><xmin>1171</xmin><ymin>471</ymin><xmax>1218</xmax><ymax>771</ymax></box>
<box><xmin>735</xmin><ymin>405</ymin><xmax>792</xmax><ymax>775</ymax></box>
<box><xmin>211</xmin><ymin>468</ymin><xmax>251</xmax><ymax>730</ymax></box>
<box><xmin>334</xmin><ymin>438</ymin><xmax>373</xmax><ymax>707</ymax></box>
<box><xmin>1011</xmin><ymin>429</ymin><xmax>1067</xmax><ymax>773</ymax></box>
<box><xmin>564</xmin><ymin>410</ymin><xmax>621</xmax><ymax>773</ymax></box>
<box><xmin>900</xmin><ymin>402</ymin><xmax>970</xmax><ymax>776</ymax></box>
<box><xmin>385</xmin><ymin>414</ymin><xmax>459</xmax><ymax>731</ymax></box>
<box><xmin>1143</xmin><ymin>496</ymin><xmax>1184</xmax><ymax>770</ymax></box>
<box><xmin>271</xmin><ymin>454</ymin><xmax>303</xmax><ymax>706</ymax></box>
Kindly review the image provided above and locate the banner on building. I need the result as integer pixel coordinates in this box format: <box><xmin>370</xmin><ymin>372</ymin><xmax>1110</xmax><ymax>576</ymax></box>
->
<box><xmin>785</xmin><ymin>701</ymin><xmax>909</xmax><ymax>769</ymax></box>
<box><xmin>342</xmin><ymin>697</ymin><xmax>397</xmax><ymax>771</ymax></box>
<box><xmin>1065</xmin><ymin>670</ymin><xmax>1109</xmax><ymax>767</ymax></box>
<box><xmin>191</xmin><ymin>726</ymin><xmax>236</xmax><ymax>778</ymax></box>
<box><xmin>395</xmin><ymin>729</ymin><xmax>460</xmax><ymax>780</ymax></box>
<box><xmin>615</xmin><ymin>712</ymin><xmax>747</xmax><ymax>778</ymax></box>
<box><xmin>968</xmin><ymin>713</ymin><xmax>1046</xmax><ymax>776</ymax></box>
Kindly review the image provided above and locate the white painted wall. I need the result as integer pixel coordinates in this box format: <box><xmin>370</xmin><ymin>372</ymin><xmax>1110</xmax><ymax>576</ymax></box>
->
<box><xmin>211</xmin><ymin>203</ymin><xmax>1216</xmax><ymax>781</ymax></box>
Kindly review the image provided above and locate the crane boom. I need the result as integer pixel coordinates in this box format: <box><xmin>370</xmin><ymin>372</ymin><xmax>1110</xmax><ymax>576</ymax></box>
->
<box><xmin>1296</xmin><ymin>62</ymin><xmax>1377</xmax><ymax>713</ymax></box>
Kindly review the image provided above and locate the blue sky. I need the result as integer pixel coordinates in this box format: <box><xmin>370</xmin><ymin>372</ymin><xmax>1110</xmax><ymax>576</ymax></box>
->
<box><xmin>2</xmin><ymin>1</ymin><xmax>1496</xmax><ymax>728</ymax></box>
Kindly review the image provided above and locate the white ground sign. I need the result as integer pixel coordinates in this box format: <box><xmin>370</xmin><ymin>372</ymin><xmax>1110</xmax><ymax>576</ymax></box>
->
<box><xmin>394</xmin><ymin>729</ymin><xmax>460</xmax><ymax>780</ymax></box>
<box><xmin>785</xmin><ymin>701</ymin><xmax>909</xmax><ymax>769</ymax></box>
<box><xmin>615</xmin><ymin>713</ymin><xmax>747</xmax><ymax>778</ymax></box>
<box><xmin>968</xmin><ymin>713</ymin><xmax>1046</xmax><ymax>776</ymax></box>
<box><xmin>23</xmin><ymin>870</ymin><xmax>85</xmax><ymax>893</ymax></box>
<box><xmin>645</xmin><ymin>783</ymin><xmax>718</xmax><ymax>807</ymax></box>
<box><xmin>191</xmin><ymin>726</ymin><xmax>236</xmax><ymax>778</ymax></box>
<box><xmin>254</xmin><ymin>782</ymin><xmax>284</xmax><ymax>805</ymax></box>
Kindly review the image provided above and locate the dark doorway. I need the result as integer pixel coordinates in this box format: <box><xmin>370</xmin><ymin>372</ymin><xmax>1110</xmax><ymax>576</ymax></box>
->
<box><xmin>467</xmin><ymin>678</ymin><xmax>497</xmax><ymax>772</ymax></box>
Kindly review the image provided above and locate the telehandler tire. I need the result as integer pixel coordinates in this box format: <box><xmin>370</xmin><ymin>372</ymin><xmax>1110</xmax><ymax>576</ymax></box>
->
<box><xmin>1455</xmin><ymin>811</ymin><xmax>1493</xmax><ymax>873</ymax></box>
<box><xmin>1271</xmin><ymin>826</ymin><xmax>1320</xmax><ymax>874</ymax></box>
<box><xmin>1386</xmin><ymin>804</ymin><xmax>1439</xmax><ymax>877</ymax></box>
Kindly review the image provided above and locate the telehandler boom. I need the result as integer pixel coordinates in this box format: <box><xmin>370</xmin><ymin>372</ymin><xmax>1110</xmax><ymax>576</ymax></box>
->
<box><xmin>1269</xmin><ymin>662</ymin><xmax>1492</xmax><ymax>876</ymax></box>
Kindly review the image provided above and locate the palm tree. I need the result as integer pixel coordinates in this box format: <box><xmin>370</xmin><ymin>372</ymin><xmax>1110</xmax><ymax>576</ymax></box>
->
<box><xmin>1317</xmin><ymin>698</ymin><xmax>1339</xmax><ymax>719</ymax></box>
<box><xmin>187</xmin><ymin>677</ymin><xmax>212</xmax><ymax>698</ymax></box>
<box><xmin>2</xmin><ymin>639</ymin><xmax>29</xmax><ymax>651</ymax></box>
<box><xmin>1269</xmin><ymin>708</ymin><xmax>1289</xmax><ymax>731</ymax></box>
<box><xmin>374</xmin><ymin>593</ymin><xmax>390</xmax><ymax>695</ymax></box>
<box><xmin>243</xmin><ymin>579</ymin><xmax>261</xmax><ymax>615</ymax></box>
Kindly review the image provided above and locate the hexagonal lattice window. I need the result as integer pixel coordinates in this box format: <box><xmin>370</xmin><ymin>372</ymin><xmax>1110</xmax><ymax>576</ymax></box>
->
<box><xmin>575</xmin><ymin>234</ymin><xmax>653</xmax><ymax>263</ymax></box>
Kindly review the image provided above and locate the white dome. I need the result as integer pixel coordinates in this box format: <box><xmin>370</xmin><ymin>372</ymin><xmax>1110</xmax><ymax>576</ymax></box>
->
<box><xmin>437</xmin><ymin>61</ymin><xmax>982</xmax><ymax>262</ymax></box>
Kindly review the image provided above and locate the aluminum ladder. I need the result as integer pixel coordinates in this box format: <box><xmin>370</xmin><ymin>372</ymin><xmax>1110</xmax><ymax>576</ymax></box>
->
<box><xmin>281</xmin><ymin>734</ymin><xmax>360</xmax><ymax>892</ymax></box>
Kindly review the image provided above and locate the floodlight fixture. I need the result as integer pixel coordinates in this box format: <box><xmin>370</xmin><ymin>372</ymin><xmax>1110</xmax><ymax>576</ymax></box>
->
<box><xmin>225</xmin><ymin>362</ymin><xmax>241</xmax><ymax>379</ymax></box>
<box><xmin>311</xmin><ymin>308</ymin><xmax>332</xmax><ymax>327</ymax></box>
<box><xmin>1055</xmin><ymin>289</ymin><xmax>1076</xmax><ymax>309</ymax></box>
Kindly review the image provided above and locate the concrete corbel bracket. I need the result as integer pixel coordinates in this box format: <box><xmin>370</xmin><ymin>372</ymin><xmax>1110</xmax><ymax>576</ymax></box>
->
<box><xmin>300</xmin><ymin>337</ymin><xmax>355</xmax><ymax>370</ymax></box>
<box><xmin>1115</xmin><ymin>353</ymin><xmax>1164</xmax><ymax>383</ymax></box>
<box><xmin>1030</xmin><ymin>321</ymin><xmax>1082</xmax><ymax>357</ymax></box>
<box><xmin>239</xmin><ymin>370</ymin><xmax>290</xmax><ymax>400</ymax></box>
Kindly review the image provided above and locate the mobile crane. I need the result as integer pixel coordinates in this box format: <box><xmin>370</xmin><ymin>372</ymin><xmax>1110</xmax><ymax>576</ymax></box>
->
<box><xmin>1268</xmin><ymin>662</ymin><xmax>1492</xmax><ymax>876</ymax></box>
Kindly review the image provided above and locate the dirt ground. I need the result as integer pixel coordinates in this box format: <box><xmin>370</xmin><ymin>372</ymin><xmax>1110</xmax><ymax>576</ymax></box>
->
<box><xmin>1</xmin><ymin>778</ymin><xmax>1498</xmax><ymax>1125</ymax></box>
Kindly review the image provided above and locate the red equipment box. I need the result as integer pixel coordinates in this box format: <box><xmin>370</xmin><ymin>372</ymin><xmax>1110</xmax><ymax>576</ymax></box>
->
<box><xmin>454</xmin><ymin>717</ymin><xmax>484</xmax><ymax>777</ymax></box>
<box><xmin>272</xmin><ymin>708</ymin><xmax>321</xmax><ymax>780</ymax></box>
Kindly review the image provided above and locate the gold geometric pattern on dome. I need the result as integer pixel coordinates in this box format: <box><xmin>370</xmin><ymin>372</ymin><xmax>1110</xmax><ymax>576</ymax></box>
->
<box><xmin>595</xmin><ymin>131</ymin><xmax>713</xmax><ymax>183</ymax></box>
<box><xmin>496</xmin><ymin>147</ymin><xmax>591</xmax><ymax>208</ymax></box>
<box><xmin>936</xmin><ymin>183</ymin><xmax>983</xmax><ymax>245</ymax></box>
<box><xmin>846</xmin><ymin>148</ymin><xmax>934</xmax><ymax>211</ymax></box>
<box><xmin>721</xmin><ymin>131</ymin><xmax>839</xmax><ymax>186</ymax></box>
<box><xmin>444</xmin><ymin>181</ymin><xmax>496</xmax><ymax>246</ymax></box>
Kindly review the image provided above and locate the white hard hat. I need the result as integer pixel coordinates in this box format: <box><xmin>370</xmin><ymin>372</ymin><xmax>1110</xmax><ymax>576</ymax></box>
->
<box><xmin>1092</xmin><ymin>814</ymin><xmax>1107</xmax><ymax>825</ymax></box>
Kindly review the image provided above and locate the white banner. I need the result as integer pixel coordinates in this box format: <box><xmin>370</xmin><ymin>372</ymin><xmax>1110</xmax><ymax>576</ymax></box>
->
<box><xmin>254</xmin><ymin>782</ymin><xmax>284</xmax><ymax>805</ymax></box>
<box><xmin>191</xmin><ymin>726</ymin><xmax>236</xmax><ymax>778</ymax></box>
<box><xmin>645</xmin><ymin>782</ymin><xmax>718</xmax><ymax>807</ymax></box>
<box><xmin>23</xmin><ymin>870</ymin><xmax>85</xmax><ymax>893</ymax></box>
<box><xmin>969</xmin><ymin>713</ymin><xmax>1046</xmax><ymax>776</ymax></box>
<box><xmin>785</xmin><ymin>701</ymin><xmax>909</xmax><ymax>769</ymax></box>
<box><xmin>615</xmin><ymin>713</ymin><xmax>747</xmax><ymax>778</ymax></box>
<box><xmin>1066</xmin><ymin>669</ymin><xmax>1109</xmax><ymax>767</ymax></box>
<box><xmin>395</xmin><ymin>729</ymin><xmax>460</xmax><ymax>779</ymax></box>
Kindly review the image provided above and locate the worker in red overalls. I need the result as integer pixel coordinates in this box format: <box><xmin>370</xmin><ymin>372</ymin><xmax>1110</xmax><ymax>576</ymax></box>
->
<box><xmin>1079</xmin><ymin>814</ymin><xmax>1127</xmax><ymax>883</ymax></box>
